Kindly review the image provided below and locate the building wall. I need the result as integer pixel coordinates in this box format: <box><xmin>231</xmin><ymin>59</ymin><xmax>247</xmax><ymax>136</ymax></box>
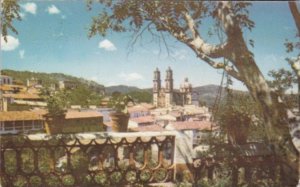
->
<box><xmin>165</xmin><ymin>93</ymin><xmax>172</xmax><ymax>107</ymax></box>
<box><xmin>0</xmin><ymin>76</ymin><xmax>13</xmax><ymax>85</ymax></box>
<box><xmin>158</xmin><ymin>91</ymin><xmax>166</xmax><ymax>107</ymax></box>
<box><xmin>153</xmin><ymin>93</ymin><xmax>159</xmax><ymax>107</ymax></box>
<box><xmin>61</xmin><ymin>118</ymin><xmax>105</xmax><ymax>133</ymax></box>
<box><xmin>0</xmin><ymin>120</ymin><xmax>44</xmax><ymax>134</ymax></box>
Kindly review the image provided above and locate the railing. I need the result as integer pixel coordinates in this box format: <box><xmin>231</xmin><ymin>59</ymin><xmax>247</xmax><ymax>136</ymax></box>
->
<box><xmin>0</xmin><ymin>132</ymin><xmax>176</xmax><ymax>187</ymax></box>
<box><xmin>192</xmin><ymin>143</ymin><xmax>281</xmax><ymax>187</ymax></box>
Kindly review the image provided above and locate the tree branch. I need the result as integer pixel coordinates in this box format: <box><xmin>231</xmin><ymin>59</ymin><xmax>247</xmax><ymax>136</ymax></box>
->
<box><xmin>289</xmin><ymin>1</ymin><xmax>300</xmax><ymax>35</ymax></box>
<box><xmin>155</xmin><ymin>12</ymin><xmax>242</xmax><ymax>81</ymax></box>
<box><xmin>183</xmin><ymin>12</ymin><xmax>229</xmax><ymax>58</ymax></box>
<box><xmin>195</xmin><ymin>53</ymin><xmax>243</xmax><ymax>81</ymax></box>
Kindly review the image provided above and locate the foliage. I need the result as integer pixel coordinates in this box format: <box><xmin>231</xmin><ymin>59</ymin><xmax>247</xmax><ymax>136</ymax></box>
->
<box><xmin>196</xmin><ymin>177</ymin><xmax>231</xmax><ymax>187</ymax></box>
<box><xmin>87</xmin><ymin>1</ymin><xmax>253</xmax><ymax>38</ymax></box>
<box><xmin>215</xmin><ymin>91</ymin><xmax>266</xmax><ymax>144</ymax></box>
<box><xmin>108</xmin><ymin>94</ymin><xmax>134</xmax><ymax>113</ymax></box>
<box><xmin>153</xmin><ymin>168</ymin><xmax>167</xmax><ymax>182</ymax></box>
<box><xmin>3</xmin><ymin>69</ymin><xmax>104</xmax><ymax>107</ymax></box>
<box><xmin>267</xmin><ymin>68</ymin><xmax>296</xmax><ymax>96</ymax></box>
<box><xmin>1</xmin><ymin>69</ymin><xmax>105</xmax><ymax>94</ymax></box>
<box><xmin>1</xmin><ymin>0</ymin><xmax>21</xmax><ymax>41</ymax></box>
<box><xmin>198</xmin><ymin>100</ymin><xmax>207</xmax><ymax>107</ymax></box>
<box><xmin>127</xmin><ymin>90</ymin><xmax>152</xmax><ymax>103</ymax></box>
<box><xmin>267</xmin><ymin>68</ymin><xmax>298</xmax><ymax>109</ymax></box>
<box><xmin>41</xmin><ymin>89</ymin><xmax>70</xmax><ymax>116</ymax></box>
<box><xmin>68</xmin><ymin>85</ymin><xmax>103</xmax><ymax>106</ymax></box>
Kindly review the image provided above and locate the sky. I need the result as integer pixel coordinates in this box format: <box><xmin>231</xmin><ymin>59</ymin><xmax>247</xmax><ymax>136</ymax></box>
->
<box><xmin>1</xmin><ymin>1</ymin><xmax>298</xmax><ymax>91</ymax></box>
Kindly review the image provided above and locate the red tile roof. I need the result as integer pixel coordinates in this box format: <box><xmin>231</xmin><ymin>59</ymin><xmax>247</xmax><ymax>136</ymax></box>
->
<box><xmin>168</xmin><ymin>121</ymin><xmax>218</xmax><ymax>131</ymax></box>
<box><xmin>0</xmin><ymin>111</ymin><xmax>44</xmax><ymax>121</ymax></box>
<box><xmin>65</xmin><ymin>111</ymin><xmax>102</xmax><ymax>119</ymax></box>
<box><xmin>129</xmin><ymin>115</ymin><xmax>155</xmax><ymax>124</ymax></box>
<box><xmin>0</xmin><ymin>85</ymin><xmax>26</xmax><ymax>91</ymax></box>
<box><xmin>0</xmin><ymin>110</ymin><xmax>102</xmax><ymax>122</ymax></box>
<box><xmin>131</xmin><ymin>124</ymin><xmax>165</xmax><ymax>132</ymax></box>
<box><xmin>3</xmin><ymin>93</ymin><xmax>41</xmax><ymax>100</ymax></box>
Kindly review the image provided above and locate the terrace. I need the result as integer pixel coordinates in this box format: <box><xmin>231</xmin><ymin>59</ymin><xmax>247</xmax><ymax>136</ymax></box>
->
<box><xmin>0</xmin><ymin>131</ymin><xmax>283</xmax><ymax>187</ymax></box>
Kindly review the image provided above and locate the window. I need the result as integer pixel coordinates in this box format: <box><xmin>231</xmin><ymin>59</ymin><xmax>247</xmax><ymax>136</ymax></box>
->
<box><xmin>4</xmin><ymin>121</ymin><xmax>14</xmax><ymax>131</ymax></box>
<box><xmin>24</xmin><ymin>121</ymin><xmax>33</xmax><ymax>130</ymax></box>
<box><xmin>33</xmin><ymin>121</ymin><xmax>43</xmax><ymax>129</ymax></box>
<box><xmin>15</xmin><ymin>121</ymin><xmax>23</xmax><ymax>131</ymax></box>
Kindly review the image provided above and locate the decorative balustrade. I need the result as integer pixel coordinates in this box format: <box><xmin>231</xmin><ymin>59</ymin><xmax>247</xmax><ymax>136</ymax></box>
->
<box><xmin>0</xmin><ymin>132</ymin><xmax>176</xmax><ymax>187</ymax></box>
<box><xmin>192</xmin><ymin>143</ymin><xmax>281</xmax><ymax>186</ymax></box>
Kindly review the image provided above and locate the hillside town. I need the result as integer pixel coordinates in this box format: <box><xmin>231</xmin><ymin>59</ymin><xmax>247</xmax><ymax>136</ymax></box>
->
<box><xmin>0</xmin><ymin>68</ymin><xmax>219</xmax><ymax>174</ymax></box>
<box><xmin>0</xmin><ymin>67</ymin><xmax>214</xmax><ymax>135</ymax></box>
<box><xmin>1</xmin><ymin>1</ymin><xmax>300</xmax><ymax>186</ymax></box>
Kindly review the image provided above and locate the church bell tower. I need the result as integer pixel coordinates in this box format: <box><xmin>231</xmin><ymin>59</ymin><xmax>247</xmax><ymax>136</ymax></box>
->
<box><xmin>165</xmin><ymin>67</ymin><xmax>173</xmax><ymax>107</ymax></box>
<box><xmin>153</xmin><ymin>68</ymin><xmax>161</xmax><ymax>107</ymax></box>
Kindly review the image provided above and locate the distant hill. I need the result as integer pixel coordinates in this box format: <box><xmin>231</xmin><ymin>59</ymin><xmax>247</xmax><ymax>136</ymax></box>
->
<box><xmin>1</xmin><ymin>69</ymin><xmax>105</xmax><ymax>93</ymax></box>
<box><xmin>105</xmin><ymin>84</ymin><xmax>246</xmax><ymax>106</ymax></box>
<box><xmin>194</xmin><ymin>84</ymin><xmax>247</xmax><ymax>107</ymax></box>
<box><xmin>105</xmin><ymin>85</ymin><xmax>143</xmax><ymax>94</ymax></box>
<box><xmin>193</xmin><ymin>84</ymin><xmax>227</xmax><ymax>107</ymax></box>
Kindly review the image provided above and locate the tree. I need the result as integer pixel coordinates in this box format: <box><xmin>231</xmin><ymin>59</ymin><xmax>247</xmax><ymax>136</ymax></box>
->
<box><xmin>287</xmin><ymin>2</ymin><xmax>300</xmax><ymax>112</ymax></box>
<box><xmin>87</xmin><ymin>1</ymin><xmax>298</xmax><ymax>185</ymax></box>
<box><xmin>1</xmin><ymin>0</ymin><xmax>21</xmax><ymax>41</ymax></box>
<box><xmin>40</xmin><ymin>88</ymin><xmax>70</xmax><ymax>116</ymax></box>
<box><xmin>267</xmin><ymin>68</ymin><xmax>298</xmax><ymax>109</ymax></box>
<box><xmin>68</xmin><ymin>85</ymin><xmax>103</xmax><ymax>106</ymax></box>
<box><xmin>267</xmin><ymin>68</ymin><xmax>295</xmax><ymax>96</ymax></box>
<box><xmin>127</xmin><ymin>90</ymin><xmax>152</xmax><ymax>103</ymax></box>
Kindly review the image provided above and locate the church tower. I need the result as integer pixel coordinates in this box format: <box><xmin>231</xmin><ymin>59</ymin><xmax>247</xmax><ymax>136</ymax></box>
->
<box><xmin>153</xmin><ymin>68</ymin><xmax>161</xmax><ymax>107</ymax></box>
<box><xmin>165</xmin><ymin>67</ymin><xmax>173</xmax><ymax>107</ymax></box>
<box><xmin>180</xmin><ymin>77</ymin><xmax>192</xmax><ymax>105</ymax></box>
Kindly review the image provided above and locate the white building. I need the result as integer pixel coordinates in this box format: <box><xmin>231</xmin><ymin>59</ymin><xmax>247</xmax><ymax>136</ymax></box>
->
<box><xmin>0</xmin><ymin>75</ymin><xmax>13</xmax><ymax>85</ymax></box>
<box><xmin>0</xmin><ymin>111</ymin><xmax>44</xmax><ymax>135</ymax></box>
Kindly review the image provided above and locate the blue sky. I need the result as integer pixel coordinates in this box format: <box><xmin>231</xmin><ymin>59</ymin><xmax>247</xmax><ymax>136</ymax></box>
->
<box><xmin>1</xmin><ymin>1</ymin><xmax>298</xmax><ymax>91</ymax></box>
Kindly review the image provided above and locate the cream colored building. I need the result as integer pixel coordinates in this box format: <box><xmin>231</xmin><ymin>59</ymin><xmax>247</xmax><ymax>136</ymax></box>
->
<box><xmin>153</xmin><ymin>67</ymin><xmax>193</xmax><ymax>108</ymax></box>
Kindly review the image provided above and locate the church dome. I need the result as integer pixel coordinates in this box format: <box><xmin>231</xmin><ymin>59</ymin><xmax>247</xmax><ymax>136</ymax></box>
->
<box><xmin>181</xmin><ymin>78</ymin><xmax>192</xmax><ymax>89</ymax></box>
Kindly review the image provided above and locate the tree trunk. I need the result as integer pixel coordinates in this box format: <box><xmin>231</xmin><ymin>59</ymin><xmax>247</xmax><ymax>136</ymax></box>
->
<box><xmin>298</xmin><ymin>77</ymin><xmax>300</xmax><ymax>113</ymax></box>
<box><xmin>228</xmin><ymin>29</ymin><xmax>299</xmax><ymax>186</ymax></box>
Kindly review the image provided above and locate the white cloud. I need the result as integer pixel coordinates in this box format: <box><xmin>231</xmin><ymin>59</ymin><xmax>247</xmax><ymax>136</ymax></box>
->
<box><xmin>119</xmin><ymin>72</ymin><xmax>143</xmax><ymax>81</ymax></box>
<box><xmin>47</xmin><ymin>5</ymin><xmax>60</xmax><ymax>14</ymax></box>
<box><xmin>22</xmin><ymin>2</ymin><xmax>37</xmax><ymax>15</ymax></box>
<box><xmin>99</xmin><ymin>39</ymin><xmax>117</xmax><ymax>51</ymax></box>
<box><xmin>1</xmin><ymin>35</ymin><xmax>20</xmax><ymax>51</ymax></box>
<box><xmin>19</xmin><ymin>50</ymin><xmax>25</xmax><ymax>59</ymax></box>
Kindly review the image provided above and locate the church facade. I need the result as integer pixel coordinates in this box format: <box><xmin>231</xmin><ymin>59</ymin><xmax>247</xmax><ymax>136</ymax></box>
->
<box><xmin>153</xmin><ymin>67</ymin><xmax>193</xmax><ymax>108</ymax></box>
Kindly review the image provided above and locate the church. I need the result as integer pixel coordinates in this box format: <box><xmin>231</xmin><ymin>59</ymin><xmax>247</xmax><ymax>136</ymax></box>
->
<box><xmin>153</xmin><ymin>67</ymin><xmax>194</xmax><ymax>108</ymax></box>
